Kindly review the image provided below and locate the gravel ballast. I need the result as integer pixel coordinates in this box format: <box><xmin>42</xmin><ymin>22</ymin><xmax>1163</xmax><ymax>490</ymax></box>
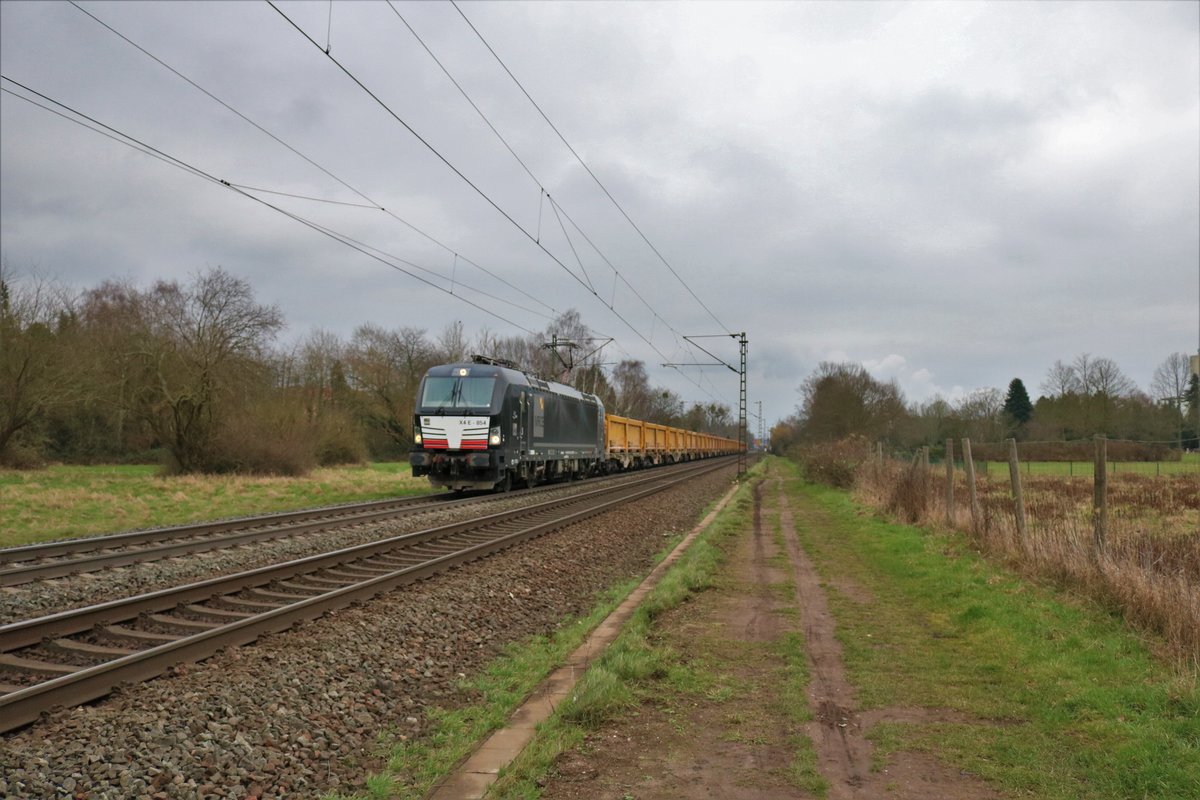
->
<box><xmin>0</xmin><ymin>471</ymin><xmax>685</xmax><ymax>626</ymax></box>
<box><xmin>1</xmin><ymin>465</ymin><xmax>737</xmax><ymax>799</ymax></box>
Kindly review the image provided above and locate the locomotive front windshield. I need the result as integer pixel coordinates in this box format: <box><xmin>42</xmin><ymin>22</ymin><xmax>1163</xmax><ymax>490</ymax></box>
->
<box><xmin>420</xmin><ymin>376</ymin><xmax>496</xmax><ymax>411</ymax></box>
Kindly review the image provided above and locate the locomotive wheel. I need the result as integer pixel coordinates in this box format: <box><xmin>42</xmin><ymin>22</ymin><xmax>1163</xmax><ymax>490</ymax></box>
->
<box><xmin>495</xmin><ymin>472</ymin><xmax>512</xmax><ymax>493</ymax></box>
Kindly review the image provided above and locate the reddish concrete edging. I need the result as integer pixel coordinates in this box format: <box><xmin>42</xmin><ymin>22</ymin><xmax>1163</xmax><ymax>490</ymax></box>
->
<box><xmin>426</xmin><ymin>480</ymin><xmax>743</xmax><ymax>799</ymax></box>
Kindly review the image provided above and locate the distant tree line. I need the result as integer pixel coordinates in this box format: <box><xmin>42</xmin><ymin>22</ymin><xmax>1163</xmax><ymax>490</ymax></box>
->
<box><xmin>0</xmin><ymin>266</ymin><xmax>736</xmax><ymax>473</ymax></box>
<box><xmin>772</xmin><ymin>352</ymin><xmax>1198</xmax><ymax>461</ymax></box>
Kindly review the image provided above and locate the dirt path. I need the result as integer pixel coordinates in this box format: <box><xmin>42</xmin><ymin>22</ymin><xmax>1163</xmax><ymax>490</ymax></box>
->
<box><xmin>536</xmin><ymin>476</ymin><xmax>1004</xmax><ymax>799</ymax></box>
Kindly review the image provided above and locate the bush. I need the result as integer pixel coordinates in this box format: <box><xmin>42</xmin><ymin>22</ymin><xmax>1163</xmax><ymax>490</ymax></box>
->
<box><xmin>0</xmin><ymin>443</ymin><xmax>45</xmax><ymax>470</ymax></box>
<box><xmin>794</xmin><ymin>435</ymin><xmax>871</xmax><ymax>488</ymax></box>
<box><xmin>314</xmin><ymin>409</ymin><xmax>368</xmax><ymax>466</ymax></box>
<box><xmin>883</xmin><ymin>464</ymin><xmax>929</xmax><ymax>523</ymax></box>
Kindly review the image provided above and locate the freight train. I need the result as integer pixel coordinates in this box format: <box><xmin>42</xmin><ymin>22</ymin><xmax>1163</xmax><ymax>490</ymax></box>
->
<box><xmin>409</xmin><ymin>356</ymin><xmax>741</xmax><ymax>491</ymax></box>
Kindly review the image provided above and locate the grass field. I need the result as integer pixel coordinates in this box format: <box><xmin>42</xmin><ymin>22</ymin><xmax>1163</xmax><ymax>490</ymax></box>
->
<box><xmin>975</xmin><ymin>452</ymin><xmax>1200</xmax><ymax>478</ymax></box>
<box><xmin>783</xmin><ymin>464</ymin><xmax>1199</xmax><ymax>800</ymax></box>
<box><xmin>0</xmin><ymin>462</ymin><xmax>429</xmax><ymax>549</ymax></box>
<box><xmin>400</xmin><ymin>459</ymin><xmax>1198</xmax><ymax>800</ymax></box>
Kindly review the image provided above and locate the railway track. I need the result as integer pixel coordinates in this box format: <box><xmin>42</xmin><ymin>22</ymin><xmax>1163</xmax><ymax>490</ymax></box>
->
<box><xmin>1</xmin><ymin>485</ymin><xmax>556</xmax><ymax>587</ymax></box>
<box><xmin>0</xmin><ymin>457</ymin><xmax>733</xmax><ymax>733</ymax></box>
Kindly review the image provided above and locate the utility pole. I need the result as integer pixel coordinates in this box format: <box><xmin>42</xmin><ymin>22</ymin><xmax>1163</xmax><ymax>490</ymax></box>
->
<box><xmin>756</xmin><ymin>400</ymin><xmax>764</xmax><ymax>452</ymax></box>
<box><xmin>738</xmin><ymin>333</ymin><xmax>747</xmax><ymax>476</ymax></box>
<box><xmin>663</xmin><ymin>331</ymin><xmax>748</xmax><ymax>479</ymax></box>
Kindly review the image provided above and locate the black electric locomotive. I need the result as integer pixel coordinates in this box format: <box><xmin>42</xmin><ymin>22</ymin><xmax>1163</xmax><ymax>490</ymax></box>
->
<box><xmin>409</xmin><ymin>356</ymin><xmax>604</xmax><ymax>491</ymax></box>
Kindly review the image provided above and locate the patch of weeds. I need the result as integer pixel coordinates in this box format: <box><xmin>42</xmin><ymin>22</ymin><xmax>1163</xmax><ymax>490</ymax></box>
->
<box><xmin>376</xmin><ymin>577</ymin><xmax>640</xmax><ymax>799</ymax></box>
<box><xmin>774</xmin><ymin>630</ymin><xmax>826</xmax><ymax>796</ymax></box>
<box><xmin>776</xmin><ymin>460</ymin><xmax>1200</xmax><ymax>800</ymax></box>
<box><xmin>489</xmin><ymin>472</ymin><xmax>761</xmax><ymax>797</ymax></box>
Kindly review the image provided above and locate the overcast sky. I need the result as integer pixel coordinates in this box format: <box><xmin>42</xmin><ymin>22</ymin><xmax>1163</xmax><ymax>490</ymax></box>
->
<box><xmin>2</xmin><ymin>0</ymin><xmax>1197</xmax><ymax>426</ymax></box>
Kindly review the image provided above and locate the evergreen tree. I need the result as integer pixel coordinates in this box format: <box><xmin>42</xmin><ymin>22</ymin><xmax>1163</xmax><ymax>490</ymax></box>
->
<box><xmin>1003</xmin><ymin>378</ymin><xmax>1033</xmax><ymax>425</ymax></box>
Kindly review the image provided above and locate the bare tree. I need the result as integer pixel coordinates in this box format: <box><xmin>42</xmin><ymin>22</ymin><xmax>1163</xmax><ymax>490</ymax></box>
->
<box><xmin>798</xmin><ymin>362</ymin><xmax>907</xmax><ymax>443</ymax></box>
<box><xmin>1085</xmin><ymin>356</ymin><xmax>1136</xmax><ymax>399</ymax></box>
<box><xmin>957</xmin><ymin>388</ymin><xmax>1007</xmax><ymax>442</ymax></box>
<box><xmin>345</xmin><ymin>323</ymin><xmax>433</xmax><ymax>450</ymax></box>
<box><xmin>1041</xmin><ymin>359</ymin><xmax>1080</xmax><ymax>398</ymax></box>
<box><xmin>0</xmin><ymin>266</ymin><xmax>78</xmax><ymax>463</ymax></box>
<box><xmin>434</xmin><ymin>320</ymin><xmax>469</xmax><ymax>363</ymax></box>
<box><xmin>610</xmin><ymin>360</ymin><xmax>653</xmax><ymax>419</ymax></box>
<box><xmin>1152</xmin><ymin>353</ymin><xmax>1191</xmax><ymax>405</ymax></box>
<box><xmin>131</xmin><ymin>268</ymin><xmax>283</xmax><ymax>472</ymax></box>
<box><xmin>1152</xmin><ymin>352</ymin><xmax>1192</xmax><ymax>446</ymax></box>
<box><xmin>287</xmin><ymin>329</ymin><xmax>347</xmax><ymax>418</ymax></box>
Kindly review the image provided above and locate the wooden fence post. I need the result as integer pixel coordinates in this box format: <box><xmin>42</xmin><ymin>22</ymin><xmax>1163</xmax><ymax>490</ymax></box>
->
<box><xmin>1093</xmin><ymin>436</ymin><xmax>1108</xmax><ymax>555</ymax></box>
<box><xmin>1007</xmin><ymin>438</ymin><xmax>1028</xmax><ymax>551</ymax></box>
<box><xmin>962</xmin><ymin>438</ymin><xmax>980</xmax><ymax>536</ymax></box>
<box><xmin>944</xmin><ymin>438</ymin><xmax>955</xmax><ymax>526</ymax></box>
<box><xmin>920</xmin><ymin>446</ymin><xmax>930</xmax><ymax>517</ymax></box>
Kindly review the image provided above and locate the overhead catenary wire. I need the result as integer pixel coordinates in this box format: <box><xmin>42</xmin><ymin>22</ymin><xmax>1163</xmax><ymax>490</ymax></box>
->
<box><xmin>451</xmin><ymin>0</ymin><xmax>732</xmax><ymax>336</ymax></box>
<box><xmin>267</xmin><ymin>1</ymin><xmax>730</xmax><ymax>408</ymax></box>
<box><xmin>0</xmin><ymin>76</ymin><xmax>539</xmax><ymax>335</ymax></box>
<box><xmin>20</xmin><ymin>3</ymin><xmax>732</xmax><ymax>409</ymax></box>
<box><xmin>66</xmin><ymin>0</ymin><xmax>557</xmax><ymax>319</ymax></box>
<box><xmin>398</xmin><ymin>1</ymin><xmax>738</xmax><ymax>402</ymax></box>
<box><xmin>393</xmin><ymin>1</ymin><xmax>735</xmax><ymax>407</ymax></box>
<box><xmin>391</xmin><ymin>1</ymin><xmax>701</xmax><ymax>357</ymax></box>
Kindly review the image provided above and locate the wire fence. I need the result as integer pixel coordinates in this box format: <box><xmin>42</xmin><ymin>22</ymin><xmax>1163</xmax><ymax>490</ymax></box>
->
<box><xmin>894</xmin><ymin>437</ymin><xmax>1200</xmax><ymax>478</ymax></box>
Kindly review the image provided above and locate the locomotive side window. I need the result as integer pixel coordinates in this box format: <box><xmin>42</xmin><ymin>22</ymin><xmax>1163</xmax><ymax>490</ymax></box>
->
<box><xmin>533</xmin><ymin>393</ymin><xmax>545</xmax><ymax>438</ymax></box>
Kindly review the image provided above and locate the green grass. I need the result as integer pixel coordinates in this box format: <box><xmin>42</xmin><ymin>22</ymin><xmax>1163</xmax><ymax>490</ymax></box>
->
<box><xmin>974</xmin><ymin>458</ymin><xmax>1199</xmax><ymax>477</ymax></box>
<box><xmin>776</xmin><ymin>630</ymin><xmax>827</xmax><ymax>795</ymax></box>
<box><xmin>351</xmin><ymin>480</ymin><xmax>756</xmax><ymax>800</ymax></box>
<box><xmin>774</xmin><ymin>458</ymin><xmax>1199</xmax><ymax>800</ymax></box>
<box><xmin>486</xmin><ymin>473</ymin><xmax>760</xmax><ymax>798</ymax></box>
<box><xmin>370</xmin><ymin>580</ymin><xmax>636</xmax><ymax>800</ymax></box>
<box><xmin>0</xmin><ymin>462</ymin><xmax>427</xmax><ymax>548</ymax></box>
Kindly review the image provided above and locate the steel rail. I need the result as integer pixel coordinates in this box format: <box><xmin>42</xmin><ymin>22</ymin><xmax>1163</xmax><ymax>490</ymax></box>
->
<box><xmin>0</xmin><ymin>495</ymin><xmax>443</xmax><ymax>564</ymax></box>
<box><xmin>0</xmin><ymin>493</ymin><xmax>490</xmax><ymax>587</ymax></box>
<box><xmin>0</xmin><ymin>458</ymin><xmax>732</xmax><ymax>732</ymax></box>
<box><xmin>0</xmin><ymin>460</ymin><xmax>716</xmax><ymax>586</ymax></box>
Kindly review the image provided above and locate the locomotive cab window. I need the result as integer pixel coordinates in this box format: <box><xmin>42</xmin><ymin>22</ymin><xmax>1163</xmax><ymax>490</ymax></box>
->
<box><xmin>419</xmin><ymin>377</ymin><xmax>496</xmax><ymax>411</ymax></box>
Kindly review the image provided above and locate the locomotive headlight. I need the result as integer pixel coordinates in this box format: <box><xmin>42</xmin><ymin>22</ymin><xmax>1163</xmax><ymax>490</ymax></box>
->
<box><xmin>489</xmin><ymin>426</ymin><xmax>502</xmax><ymax>446</ymax></box>
<box><xmin>413</xmin><ymin>431</ymin><xmax>423</xmax><ymax>444</ymax></box>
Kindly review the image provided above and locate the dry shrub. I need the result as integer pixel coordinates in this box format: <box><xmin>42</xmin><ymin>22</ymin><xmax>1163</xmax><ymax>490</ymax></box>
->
<box><xmin>204</xmin><ymin>401</ymin><xmax>317</xmax><ymax>476</ymax></box>
<box><xmin>885</xmin><ymin>468</ymin><xmax>929</xmax><ymax>523</ymax></box>
<box><xmin>314</xmin><ymin>408</ymin><xmax>368</xmax><ymax>467</ymax></box>
<box><xmin>158</xmin><ymin>393</ymin><xmax>369</xmax><ymax>476</ymax></box>
<box><xmin>0</xmin><ymin>444</ymin><xmax>46</xmax><ymax>470</ymax></box>
<box><xmin>855</xmin><ymin>461</ymin><xmax>1200</xmax><ymax>666</ymax></box>
<box><xmin>795</xmin><ymin>435</ymin><xmax>871</xmax><ymax>488</ymax></box>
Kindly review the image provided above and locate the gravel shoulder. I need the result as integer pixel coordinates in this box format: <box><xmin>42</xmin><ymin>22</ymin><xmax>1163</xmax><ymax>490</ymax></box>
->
<box><xmin>1</xmin><ymin>466</ymin><xmax>739</xmax><ymax>799</ymax></box>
